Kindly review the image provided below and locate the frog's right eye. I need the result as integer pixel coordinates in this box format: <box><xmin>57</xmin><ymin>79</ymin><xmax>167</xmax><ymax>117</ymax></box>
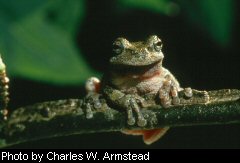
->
<box><xmin>113</xmin><ymin>40</ymin><xmax>123</xmax><ymax>54</ymax></box>
<box><xmin>153</xmin><ymin>40</ymin><xmax>162</xmax><ymax>52</ymax></box>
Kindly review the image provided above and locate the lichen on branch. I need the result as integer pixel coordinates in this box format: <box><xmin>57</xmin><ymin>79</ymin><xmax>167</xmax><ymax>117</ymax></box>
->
<box><xmin>0</xmin><ymin>89</ymin><xmax>240</xmax><ymax>148</ymax></box>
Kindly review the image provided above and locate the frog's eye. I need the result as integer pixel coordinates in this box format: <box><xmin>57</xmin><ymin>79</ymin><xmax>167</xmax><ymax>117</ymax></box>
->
<box><xmin>153</xmin><ymin>40</ymin><xmax>162</xmax><ymax>52</ymax></box>
<box><xmin>147</xmin><ymin>35</ymin><xmax>163</xmax><ymax>52</ymax></box>
<box><xmin>113</xmin><ymin>41</ymin><xmax>123</xmax><ymax>54</ymax></box>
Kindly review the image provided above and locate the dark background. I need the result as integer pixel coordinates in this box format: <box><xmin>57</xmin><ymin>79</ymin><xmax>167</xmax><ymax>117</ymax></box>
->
<box><xmin>2</xmin><ymin>0</ymin><xmax>240</xmax><ymax>148</ymax></box>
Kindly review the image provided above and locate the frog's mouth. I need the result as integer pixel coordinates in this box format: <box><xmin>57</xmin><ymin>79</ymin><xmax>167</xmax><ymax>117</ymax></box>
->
<box><xmin>112</xmin><ymin>59</ymin><xmax>162</xmax><ymax>80</ymax></box>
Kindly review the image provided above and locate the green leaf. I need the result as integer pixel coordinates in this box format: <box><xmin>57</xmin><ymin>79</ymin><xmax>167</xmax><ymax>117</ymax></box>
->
<box><xmin>0</xmin><ymin>0</ymin><xmax>97</xmax><ymax>85</ymax></box>
<box><xmin>177</xmin><ymin>0</ymin><xmax>234</xmax><ymax>46</ymax></box>
<box><xmin>0</xmin><ymin>0</ymin><xmax>47</xmax><ymax>20</ymax></box>
<box><xmin>45</xmin><ymin>0</ymin><xmax>86</xmax><ymax>37</ymax></box>
<box><xmin>118</xmin><ymin>0</ymin><xmax>179</xmax><ymax>16</ymax></box>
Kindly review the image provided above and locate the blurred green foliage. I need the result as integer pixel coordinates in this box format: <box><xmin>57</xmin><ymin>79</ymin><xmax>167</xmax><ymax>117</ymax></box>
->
<box><xmin>177</xmin><ymin>0</ymin><xmax>234</xmax><ymax>46</ymax></box>
<box><xmin>118</xmin><ymin>0</ymin><xmax>180</xmax><ymax>16</ymax></box>
<box><xmin>0</xmin><ymin>0</ymin><xmax>95</xmax><ymax>85</ymax></box>
<box><xmin>0</xmin><ymin>0</ymin><xmax>235</xmax><ymax>85</ymax></box>
<box><xmin>119</xmin><ymin>0</ymin><xmax>234</xmax><ymax>45</ymax></box>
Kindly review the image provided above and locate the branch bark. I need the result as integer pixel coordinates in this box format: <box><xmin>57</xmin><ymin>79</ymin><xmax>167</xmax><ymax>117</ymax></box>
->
<box><xmin>0</xmin><ymin>89</ymin><xmax>240</xmax><ymax>148</ymax></box>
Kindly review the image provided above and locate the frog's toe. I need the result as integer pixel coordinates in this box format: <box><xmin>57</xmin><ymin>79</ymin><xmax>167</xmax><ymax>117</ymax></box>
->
<box><xmin>127</xmin><ymin>117</ymin><xmax>136</xmax><ymax>126</ymax></box>
<box><xmin>86</xmin><ymin>111</ymin><xmax>93</xmax><ymax>119</ymax></box>
<box><xmin>85</xmin><ymin>103</ymin><xmax>94</xmax><ymax>119</ymax></box>
<box><xmin>184</xmin><ymin>87</ymin><xmax>193</xmax><ymax>98</ymax></box>
<box><xmin>93</xmin><ymin>100</ymin><xmax>102</xmax><ymax>109</ymax></box>
<box><xmin>161</xmin><ymin>98</ymin><xmax>171</xmax><ymax>108</ymax></box>
<box><xmin>172</xmin><ymin>97</ymin><xmax>180</xmax><ymax>105</ymax></box>
<box><xmin>137</xmin><ymin>118</ymin><xmax>147</xmax><ymax>127</ymax></box>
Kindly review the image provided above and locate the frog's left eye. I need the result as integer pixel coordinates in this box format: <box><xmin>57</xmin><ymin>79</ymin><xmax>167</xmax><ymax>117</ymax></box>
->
<box><xmin>113</xmin><ymin>41</ymin><xmax>123</xmax><ymax>54</ymax></box>
<box><xmin>153</xmin><ymin>40</ymin><xmax>162</xmax><ymax>52</ymax></box>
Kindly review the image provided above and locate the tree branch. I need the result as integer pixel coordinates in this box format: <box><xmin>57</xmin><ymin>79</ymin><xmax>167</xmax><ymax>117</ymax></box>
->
<box><xmin>0</xmin><ymin>89</ymin><xmax>240</xmax><ymax>148</ymax></box>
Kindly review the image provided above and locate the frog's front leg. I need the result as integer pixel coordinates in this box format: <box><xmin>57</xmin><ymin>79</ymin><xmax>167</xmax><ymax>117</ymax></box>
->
<box><xmin>158</xmin><ymin>75</ymin><xmax>210</xmax><ymax>107</ymax></box>
<box><xmin>83</xmin><ymin>77</ymin><xmax>102</xmax><ymax>119</ymax></box>
<box><xmin>159</xmin><ymin>74</ymin><xmax>181</xmax><ymax>108</ymax></box>
<box><xmin>126</xmin><ymin>95</ymin><xmax>147</xmax><ymax>126</ymax></box>
<box><xmin>103</xmin><ymin>86</ymin><xmax>147</xmax><ymax>127</ymax></box>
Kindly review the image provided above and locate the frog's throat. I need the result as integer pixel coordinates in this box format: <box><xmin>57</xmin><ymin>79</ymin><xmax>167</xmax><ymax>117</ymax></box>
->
<box><xmin>139</xmin><ymin>68</ymin><xmax>162</xmax><ymax>80</ymax></box>
<box><xmin>111</xmin><ymin>60</ymin><xmax>162</xmax><ymax>81</ymax></box>
<box><xmin>138</xmin><ymin>62</ymin><xmax>162</xmax><ymax>80</ymax></box>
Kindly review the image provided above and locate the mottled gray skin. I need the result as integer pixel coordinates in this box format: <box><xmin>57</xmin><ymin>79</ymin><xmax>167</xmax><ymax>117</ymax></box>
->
<box><xmin>101</xmin><ymin>35</ymin><xmax>181</xmax><ymax>126</ymax></box>
<box><xmin>85</xmin><ymin>35</ymin><xmax>209</xmax><ymax>127</ymax></box>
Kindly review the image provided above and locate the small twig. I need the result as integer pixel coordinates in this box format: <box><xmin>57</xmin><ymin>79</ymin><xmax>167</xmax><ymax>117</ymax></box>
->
<box><xmin>0</xmin><ymin>89</ymin><xmax>240</xmax><ymax>148</ymax></box>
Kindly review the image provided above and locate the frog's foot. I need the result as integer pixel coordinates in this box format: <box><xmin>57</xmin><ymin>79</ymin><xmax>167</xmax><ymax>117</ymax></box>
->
<box><xmin>82</xmin><ymin>93</ymin><xmax>102</xmax><ymax>119</ymax></box>
<box><xmin>124</xmin><ymin>95</ymin><xmax>147</xmax><ymax>127</ymax></box>
<box><xmin>159</xmin><ymin>78</ymin><xmax>180</xmax><ymax>108</ymax></box>
<box><xmin>191</xmin><ymin>89</ymin><xmax>210</xmax><ymax>103</ymax></box>
<box><xmin>129</xmin><ymin>98</ymin><xmax>147</xmax><ymax>127</ymax></box>
<box><xmin>180</xmin><ymin>88</ymin><xmax>210</xmax><ymax>104</ymax></box>
<box><xmin>84</xmin><ymin>103</ymin><xmax>94</xmax><ymax>119</ymax></box>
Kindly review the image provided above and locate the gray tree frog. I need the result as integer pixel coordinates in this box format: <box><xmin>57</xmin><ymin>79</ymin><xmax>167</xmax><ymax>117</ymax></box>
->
<box><xmin>85</xmin><ymin>35</ymin><xmax>209</xmax><ymax>144</ymax></box>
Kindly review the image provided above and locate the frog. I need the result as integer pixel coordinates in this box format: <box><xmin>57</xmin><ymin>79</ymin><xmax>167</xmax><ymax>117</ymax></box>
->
<box><xmin>84</xmin><ymin>35</ymin><xmax>209</xmax><ymax>144</ymax></box>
